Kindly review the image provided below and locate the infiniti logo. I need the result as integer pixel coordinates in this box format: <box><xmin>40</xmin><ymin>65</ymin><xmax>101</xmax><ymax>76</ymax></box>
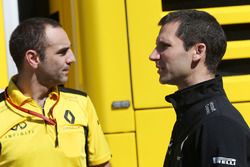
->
<box><xmin>11</xmin><ymin>122</ymin><xmax>27</xmax><ymax>131</ymax></box>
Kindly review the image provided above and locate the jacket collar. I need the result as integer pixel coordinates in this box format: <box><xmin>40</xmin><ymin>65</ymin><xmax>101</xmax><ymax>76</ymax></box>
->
<box><xmin>165</xmin><ymin>75</ymin><xmax>225</xmax><ymax>119</ymax></box>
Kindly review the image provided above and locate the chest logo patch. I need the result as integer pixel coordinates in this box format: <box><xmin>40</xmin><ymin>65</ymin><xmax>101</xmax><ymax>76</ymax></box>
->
<box><xmin>64</xmin><ymin>110</ymin><xmax>75</xmax><ymax>124</ymax></box>
<box><xmin>5</xmin><ymin>122</ymin><xmax>34</xmax><ymax>139</ymax></box>
<box><xmin>205</xmin><ymin>101</ymin><xmax>216</xmax><ymax>115</ymax></box>
<box><xmin>11</xmin><ymin>122</ymin><xmax>27</xmax><ymax>131</ymax></box>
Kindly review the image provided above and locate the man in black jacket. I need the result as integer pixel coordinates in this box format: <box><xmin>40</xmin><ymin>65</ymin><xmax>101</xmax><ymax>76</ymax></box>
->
<box><xmin>149</xmin><ymin>9</ymin><xmax>250</xmax><ymax>167</ymax></box>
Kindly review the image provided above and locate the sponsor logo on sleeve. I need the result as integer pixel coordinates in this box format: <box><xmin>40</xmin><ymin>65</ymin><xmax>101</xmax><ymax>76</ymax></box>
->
<box><xmin>213</xmin><ymin>157</ymin><xmax>236</xmax><ymax>166</ymax></box>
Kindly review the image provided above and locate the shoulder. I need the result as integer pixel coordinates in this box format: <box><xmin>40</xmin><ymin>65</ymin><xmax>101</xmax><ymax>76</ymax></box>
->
<box><xmin>58</xmin><ymin>87</ymin><xmax>87</xmax><ymax>97</ymax></box>
<box><xmin>200</xmin><ymin>114</ymin><xmax>249</xmax><ymax>139</ymax></box>
<box><xmin>185</xmin><ymin>114</ymin><xmax>249</xmax><ymax>154</ymax></box>
<box><xmin>203</xmin><ymin>97</ymin><xmax>249</xmax><ymax>132</ymax></box>
<box><xmin>58</xmin><ymin>87</ymin><xmax>91</xmax><ymax>109</ymax></box>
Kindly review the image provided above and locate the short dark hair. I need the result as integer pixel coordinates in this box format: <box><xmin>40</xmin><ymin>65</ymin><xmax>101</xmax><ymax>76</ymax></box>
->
<box><xmin>9</xmin><ymin>17</ymin><xmax>62</xmax><ymax>71</ymax></box>
<box><xmin>159</xmin><ymin>9</ymin><xmax>227</xmax><ymax>73</ymax></box>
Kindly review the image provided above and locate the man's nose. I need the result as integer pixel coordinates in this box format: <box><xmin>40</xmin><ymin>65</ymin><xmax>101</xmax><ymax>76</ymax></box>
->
<box><xmin>67</xmin><ymin>49</ymin><xmax>76</xmax><ymax>63</ymax></box>
<box><xmin>149</xmin><ymin>49</ymin><xmax>160</xmax><ymax>61</ymax></box>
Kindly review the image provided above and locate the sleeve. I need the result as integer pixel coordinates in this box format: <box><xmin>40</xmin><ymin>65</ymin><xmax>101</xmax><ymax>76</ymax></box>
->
<box><xmin>198</xmin><ymin>116</ymin><xmax>249</xmax><ymax>167</ymax></box>
<box><xmin>85</xmin><ymin>96</ymin><xmax>112</xmax><ymax>166</ymax></box>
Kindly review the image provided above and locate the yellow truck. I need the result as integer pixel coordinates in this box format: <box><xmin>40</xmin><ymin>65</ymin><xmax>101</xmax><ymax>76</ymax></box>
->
<box><xmin>1</xmin><ymin>0</ymin><xmax>250</xmax><ymax>166</ymax></box>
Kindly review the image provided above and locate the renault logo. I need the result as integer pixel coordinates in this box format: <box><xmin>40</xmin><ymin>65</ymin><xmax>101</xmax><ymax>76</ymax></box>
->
<box><xmin>64</xmin><ymin>110</ymin><xmax>75</xmax><ymax>124</ymax></box>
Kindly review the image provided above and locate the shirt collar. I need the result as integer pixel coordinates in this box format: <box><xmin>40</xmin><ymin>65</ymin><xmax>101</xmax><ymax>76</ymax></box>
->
<box><xmin>7</xmin><ymin>76</ymin><xmax>59</xmax><ymax>106</ymax></box>
<box><xmin>7</xmin><ymin>77</ymin><xmax>31</xmax><ymax>106</ymax></box>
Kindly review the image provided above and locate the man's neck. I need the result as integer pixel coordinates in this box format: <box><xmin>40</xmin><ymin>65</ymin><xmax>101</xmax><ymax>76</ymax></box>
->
<box><xmin>15</xmin><ymin>74</ymin><xmax>51</xmax><ymax>107</ymax></box>
<box><xmin>177</xmin><ymin>73</ymin><xmax>215</xmax><ymax>90</ymax></box>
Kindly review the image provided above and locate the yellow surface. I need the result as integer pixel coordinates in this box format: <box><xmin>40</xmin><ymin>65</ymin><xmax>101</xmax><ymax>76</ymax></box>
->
<box><xmin>200</xmin><ymin>5</ymin><xmax>250</xmax><ymax>25</ymax></box>
<box><xmin>135</xmin><ymin>108</ymin><xmax>176</xmax><ymax>167</ymax></box>
<box><xmin>49</xmin><ymin>0</ymin><xmax>85</xmax><ymax>90</ymax></box>
<box><xmin>0</xmin><ymin>1</ymin><xmax>8</xmax><ymax>89</ymax></box>
<box><xmin>233</xmin><ymin>102</ymin><xmax>250</xmax><ymax>127</ymax></box>
<box><xmin>225</xmin><ymin>40</ymin><xmax>250</xmax><ymax>60</ymax></box>
<box><xmin>126</xmin><ymin>0</ymin><xmax>177</xmax><ymax>109</ymax></box>
<box><xmin>105</xmin><ymin>133</ymin><xmax>137</xmax><ymax>167</ymax></box>
<box><xmin>223</xmin><ymin>75</ymin><xmax>250</xmax><ymax>103</ymax></box>
<box><xmin>77</xmin><ymin>0</ymin><xmax>135</xmax><ymax>133</ymax></box>
<box><xmin>48</xmin><ymin>0</ymin><xmax>59</xmax><ymax>14</ymax></box>
<box><xmin>161</xmin><ymin>5</ymin><xmax>250</xmax><ymax>25</ymax></box>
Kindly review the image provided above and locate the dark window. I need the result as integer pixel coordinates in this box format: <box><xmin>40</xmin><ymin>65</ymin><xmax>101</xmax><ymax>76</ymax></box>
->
<box><xmin>222</xmin><ymin>23</ymin><xmax>250</xmax><ymax>41</ymax></box>
<box><xmin>18</xmin><ymin>0</ymin><xmax>59</xmax><ymax>22</ymax></box>
<box><xmin>218</xmin><ymin>58</ymin><xmax>250</xmax><ymax>76</ymax></box>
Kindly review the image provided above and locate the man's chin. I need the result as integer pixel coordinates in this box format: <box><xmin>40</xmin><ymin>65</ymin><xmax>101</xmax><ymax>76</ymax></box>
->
<box><xmin>159</xmin><ymin>78</ymin><xmax>167</xmax><ymax>84</ymax></box>
<box><xmin>58</xmin><ymin>78</ymin><xmax>68</xmax><ymax>86</ymax></box>
<box><xmin>159</xmin><ymin>77</ymin><xmax>168</xmax><ymax>84</ymax></box>
<box><xmin>159</xmin><ymin>77</ymin><xmax>174</xmax><ymax>85</ymax></box>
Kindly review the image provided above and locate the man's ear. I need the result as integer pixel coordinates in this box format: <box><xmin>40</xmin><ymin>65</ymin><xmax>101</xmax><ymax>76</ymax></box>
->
<box><xmin>192</xmin><ymin>43</ymin><xmax>206</xmax><ymax>61</ymax></box>
<box><xmin>25</xmin><ymin>50</ymin><xmax>40</xmax><ymax>69</ymax></box>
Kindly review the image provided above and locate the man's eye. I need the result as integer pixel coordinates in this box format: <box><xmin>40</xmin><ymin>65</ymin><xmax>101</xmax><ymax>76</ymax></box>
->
<box><xmin>156</xmin><ymin>43</ymin><xmax>170</xmax><ymax>52</ymax></box>
<box><xmin>59</xmin><ymin>50</ymin><xmax>67</xmax><ymax>55</ymax></box>
<box><xmin>57</xmin><ymin>48</ymin><xmax>69</xmax><ymax>56</ymax></box>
